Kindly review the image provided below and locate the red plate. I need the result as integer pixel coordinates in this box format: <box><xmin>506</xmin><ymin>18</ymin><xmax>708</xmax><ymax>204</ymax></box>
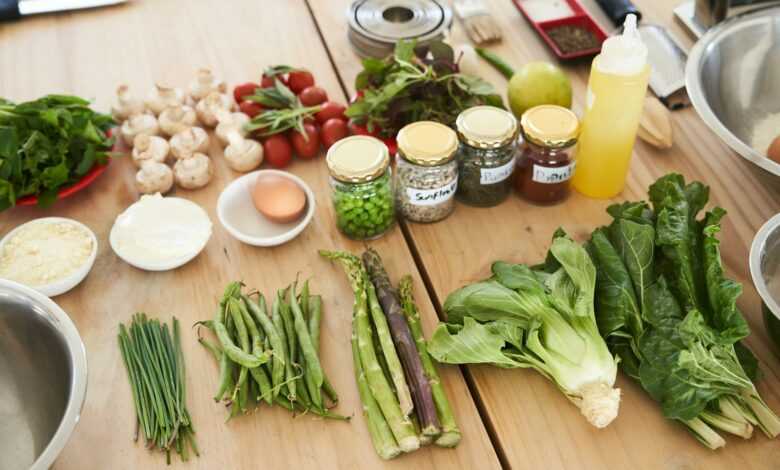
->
<box><xmin>15</xmin><ymin>162</ymin><xmax>110</xmax><ymax>206</ymax></box>
<box><xmin>15</xmin><ymin>127</ymin><xmax>115</xmax><ymax>207</ymax></box>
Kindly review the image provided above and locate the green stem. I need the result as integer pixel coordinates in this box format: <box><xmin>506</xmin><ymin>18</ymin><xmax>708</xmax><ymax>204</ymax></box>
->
<box><xmin>475</xmin><ymin>47</ymin><xmax>515</xmax><ymax>79</ymax></box>
<box><xmin>684</xmin><ymin>417</ymin><xmax>725</xmax><ymax>450</ymax></box>
<box><xmin>399</xmin><ymin>275</ymin><xmax>462</xmax><ymax>447</ymax></box>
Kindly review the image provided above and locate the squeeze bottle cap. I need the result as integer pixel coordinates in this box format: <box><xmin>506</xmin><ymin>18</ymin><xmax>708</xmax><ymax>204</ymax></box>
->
<box><xmin>597</xmin><ymin>14</ymin><xmax>647</xmax><ymax>76</ymax></box>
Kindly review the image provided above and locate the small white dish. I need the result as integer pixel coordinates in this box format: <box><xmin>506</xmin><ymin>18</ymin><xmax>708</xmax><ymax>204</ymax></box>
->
<box><xmin>217</xmin><ymin>169</ymin><xmax>315</xmax><ymax>247</ymax></box>
<box><xmin>0</xmin><ymin>217</ymin><xmax>98</xmax><ymax>297</ymax></box>
<box><xmin>109</xmin><ymin>195</ymin><xmax>212</xmax><ymax>271</ymax></box>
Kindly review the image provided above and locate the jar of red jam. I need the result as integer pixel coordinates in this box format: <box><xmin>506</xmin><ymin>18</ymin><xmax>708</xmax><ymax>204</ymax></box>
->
<box><xmin>515</xmin><ymin>105</ymin><xmax>579</xmax><ymax>205</ymax></box>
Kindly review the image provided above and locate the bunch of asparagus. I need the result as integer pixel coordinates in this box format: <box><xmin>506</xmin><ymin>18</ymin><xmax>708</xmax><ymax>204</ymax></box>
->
<box><xmin>321</xmin><ymin>248</ymin><xmax>461</xmax><ymax>459</ymax></box>
<box><xmin>197</xmin><ymin>281</ymin><xmax>346</xmax><ymax>420</ymax></box>
<box><xmin>118</xmin><ymin>314</ymin><xmax>198</xmax><ymax>464</ymax></box>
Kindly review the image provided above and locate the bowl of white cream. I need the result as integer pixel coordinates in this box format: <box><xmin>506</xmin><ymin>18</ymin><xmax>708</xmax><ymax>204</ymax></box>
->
<box><xmin>110</xmin><ymin>194</ymin><xmax>212</xmax><ymax>271</ymax></box>
<box><xmin>0</xmin><ymin>217</ymin><xmax>98</xmax><ymax>297</ymax></box>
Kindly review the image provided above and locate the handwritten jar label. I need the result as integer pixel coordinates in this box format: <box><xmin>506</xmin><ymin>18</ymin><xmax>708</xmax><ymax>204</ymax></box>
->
<box><xmin>480</xmin><ymin>156</ymin><xmax>516</xmax><ymax>185</ymax></box>
<box><xmin>532</xmin><ymin>162</ymin><xmax>576</xmax><ymax>184</ymax></box>
<box><xmin>406</xmin><ymin>179</ymin><xmax>458</xmax><ymax>207</ymax></box>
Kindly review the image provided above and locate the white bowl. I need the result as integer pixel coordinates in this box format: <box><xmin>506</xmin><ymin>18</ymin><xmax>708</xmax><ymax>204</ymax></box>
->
<box><xmin>217</xmin><ymin>170</ymin><xmax>316</xmax><ymax>247</ymax></box>
<box><xmin>0</xmin><ymin>217</ymin><xmax>98</xmax><ymax>297</ymax></box>
<box><xmin>109</xmin><ymin>196</ymin><xmax>212</xmax><ymax>271</ymax></box>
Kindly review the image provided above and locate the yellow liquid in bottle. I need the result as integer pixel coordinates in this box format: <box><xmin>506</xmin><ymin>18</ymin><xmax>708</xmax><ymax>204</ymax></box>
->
<box><xmin>572</xmin><ymin>58</ymin><xmax>650</xmax><ymax>199</ymax></box>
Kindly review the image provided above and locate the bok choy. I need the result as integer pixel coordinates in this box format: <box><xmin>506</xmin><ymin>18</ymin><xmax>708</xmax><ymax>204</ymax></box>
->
<box><xmin>428</xmin><ymin>236</ymin><xmax>621</xmax><ymax>428</ymax></box>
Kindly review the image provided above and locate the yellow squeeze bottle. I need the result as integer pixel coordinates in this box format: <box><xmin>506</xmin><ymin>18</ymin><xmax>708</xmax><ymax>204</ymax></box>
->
<box><xmin>572</xmin><ymin>14</ymin><xmax>650</xmax><ymax>199</ymax></box>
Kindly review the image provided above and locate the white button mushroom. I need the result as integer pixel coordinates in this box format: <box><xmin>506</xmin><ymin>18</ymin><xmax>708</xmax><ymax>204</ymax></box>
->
<box><xmin>215</xmin><ymin>110</ymin><xmax>250</xmax><ymax>146</ymax></box>
<box><xmin>135</xmin><ymin>161</ymin><xmax>173</xmax><ymax>194</ymax></box>
<box><xmin>174</xmin><ymin>153</ymin><xmax>213</xmax><ymax>189</ymax></box>
<box><xmin>224</xmin><ymin>132</ymin><xmax>264</xmax><ymax>172</ymax></box>
<box><xmin>170</xmin><ymin>127</ymin><xmax>210</xmax><ymax>160</ymax></box>
<box><xmin>195</xmin><ymin>91</ymin><xmax>234</xmax><ymax>128</ymax></box>
<box><xmin>121</xmin><ymin>114</ymin><xmax>160</xmax><ymax>147</ymax></box>
<box><xmin>145</xmin><ymin>84</ymin><xmax>186</xmax><ymax>116</ymax></box>
<box><xmin>132</xmin><ymin>134</ymin><xmax>170</xmax><ymax>168</ymax></box>
<box><xmin>188</xmin><ymin>68</ymin><xmax>227</xmax><ymax>101</ymax></box>
<box><xmin>111</xmin><ymin>84</ymin><xmax>145</xmax><ymax>122</ymax></box>
<box><xmin>159</xmin><ymin>105</ymin><xmax>198</xmax><ymax>137</ymax></box>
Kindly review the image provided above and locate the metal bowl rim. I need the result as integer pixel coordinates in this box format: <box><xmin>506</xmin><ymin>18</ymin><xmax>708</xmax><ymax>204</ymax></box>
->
<box><xmin>686</xmin><ymin>4</ymin><xmax>780</xmax><ymax>177</ymax></box>
<box><xmin>750</xmin><ymin>213</ymin><xmax>780</xmax><ymax>320</ymax></box>
<box><xmin>0</xmin><ymin>279</ymin><xmax>88</xmax><ymax>470</ymax></box>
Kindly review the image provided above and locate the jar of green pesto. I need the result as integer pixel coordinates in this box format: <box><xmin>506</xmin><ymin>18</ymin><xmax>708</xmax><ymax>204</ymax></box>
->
<box><xmin>326</xmin><ymin>135</ymin><xmax>395</xmax><ymax>240</ymax></box>
<box><xmin>455</xmin><ymin>106</ymin><xmax>519</xmax><ymax>207</ymax></box>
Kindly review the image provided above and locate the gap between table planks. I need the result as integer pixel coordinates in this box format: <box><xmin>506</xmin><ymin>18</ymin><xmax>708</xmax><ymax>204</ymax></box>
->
<box><xmin>0</xmin><ymin>1</ymin><xmax>501</xmax><ymax>469</ymax></box>
<box><xmin>306</xmin><ymin>0</ymin><xmax>780</xmax><ymax>468</ymax></box>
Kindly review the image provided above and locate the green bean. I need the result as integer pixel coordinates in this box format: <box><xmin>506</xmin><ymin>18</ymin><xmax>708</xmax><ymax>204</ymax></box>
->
<box><xmin>228</xmin><ymin>300</ymin><xmax>252</xmax><ymax>397</ymax></box>
<box><xmin>273</xmin><ymin>291</ymin><xmax>296</xmax><ymax>401</ymax></box>
<box><xmin>249</xmin><ymin>365</ymin><xmax>274</xmax><ymax>405</ymax></box>
<box><xmin>198</xmin><ymin>338</ymin><xmax>222</xmax><ymax>361</ymax></box>
<box><xmin>245</xmin><ymin>294</ymin><xmax>285</xmax><ymax>401</ymax></box>
<box><xmin>278</xmin><ymin>291</ymin><xmax>297</xmax><ymax>366</ymax></box>
<box><xmin>214</xmin><ymin>306</ymin><xmax>266</xmax><ymax>369</ymax></box>
<box><xmin>308</xmin><ymin>295</ymin><xmax>339</xmax><ymax>405</ymax></box>
<box><xmin>289</xmin><ymin>285</ymin><xmax>324</xmax><ymax>409</ymax></box>
<box><xmin>300</xmin><ymin>280</ymin><xmax>310</xmax><ymax>323</ymax></box>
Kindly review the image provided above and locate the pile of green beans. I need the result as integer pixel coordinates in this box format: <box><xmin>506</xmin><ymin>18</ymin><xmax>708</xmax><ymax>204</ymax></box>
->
<box><xmin>118</xmin><ymin>314</ymin><xmax>198</xmax><ymax>464</ymax></box>
<box><xmin>198</xmin><ymin>281</ymin><xmax>346</xmax><ymax>420</ymax></box>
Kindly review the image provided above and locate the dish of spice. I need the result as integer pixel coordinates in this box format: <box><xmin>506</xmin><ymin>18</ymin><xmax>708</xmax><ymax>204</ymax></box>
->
<box><xmin>0</xmin><ymin>217</ymin><xmax>97</xmax><ymax>296</ymax></box>
<box><xmin>546</xmin><ymin>24</ymin><xmax>601</xmax><ymax>55</ymax></box>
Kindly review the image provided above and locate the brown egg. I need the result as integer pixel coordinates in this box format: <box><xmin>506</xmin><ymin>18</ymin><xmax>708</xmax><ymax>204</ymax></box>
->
<box><xmin>768</xmin><ymin>135</ymin><xmax>780</xmax><ymax>164</ymax></box>
<box><xmin>252</xmin><ymin>174</ymin><xmax>307</xmax><ymax>224</ymax></box>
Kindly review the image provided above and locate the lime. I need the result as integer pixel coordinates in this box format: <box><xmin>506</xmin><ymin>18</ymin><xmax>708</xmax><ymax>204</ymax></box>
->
<box><xmin>507</xmin><ymin>62</ymin><xmax>573</xmax><ymax>118</ymax></box>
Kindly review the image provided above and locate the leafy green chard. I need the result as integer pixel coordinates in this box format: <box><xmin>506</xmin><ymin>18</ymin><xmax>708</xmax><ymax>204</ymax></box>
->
<box><xmin>346</xmin><ymin>40</ymin><xmax>503</xmax><ymax>137</ymax></box>
<box><xmin>429</xmin><ymin>236</ymin><xmax>621</xmax><ymax>428</ymax></box>
<box><xmin>588</xmin><ymin>173</ymin><xmax>780</xmax><ymax>449</ymax></box>
<box><xmin>0</xmin><ymin>94</ymin><xmax>114</xmax><ymax>210</ymax></box>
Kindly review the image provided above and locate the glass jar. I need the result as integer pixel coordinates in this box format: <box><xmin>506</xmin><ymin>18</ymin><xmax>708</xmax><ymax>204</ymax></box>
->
<box><xmin>515</xmin><ymin>105</ymin><xmax>579</xmax><ymax>205</ymax></box>
<box><xmin>394</xmin><ymin>121</ymin><xmax>459</xmax><ymax>223</ymax></box>
<box><xmin>326</xmin><ymin>135</ymin><xmax>395</xmax><ymax>240</ymax></box>
<box><xmin>455</xmin><ymin>106</ymin><xmax>519</xmax><ymax>207</ymax></box>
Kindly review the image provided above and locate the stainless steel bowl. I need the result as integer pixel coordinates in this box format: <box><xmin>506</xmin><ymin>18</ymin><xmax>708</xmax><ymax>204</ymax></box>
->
<box><xmin>686</xmin><ymin>5</ymin><xmax>780</xmax><ymax>177</ymax></box>
<box><xmin>0</xmin><ymin>280</ymin><xmax>87</xmax><ymax>470</ymax></box>
<box><xmin>750</xmin><ymin>214</ymin><xmax>780</xmax><ymax>353</ymax></box>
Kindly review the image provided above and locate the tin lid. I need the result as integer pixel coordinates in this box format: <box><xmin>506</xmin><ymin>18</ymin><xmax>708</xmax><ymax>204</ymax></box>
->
<box><xmin>326</xmin><ymin>135</ymin><xmax>390</xmax><ymax>182</ymax></box>
<box><xmin>520</xmin><ymin>105</ymin><xmax>579</xmax><ymax>148</ymax></box>
<box><xmin>397</xmin><ymin>121</ymin><xmax>458</xmax><ymax>166</ymax></box>
<box><xmin>456</xmin><ymin>106</ymin><xmax>518</xmax><ymax>149</ymax></box>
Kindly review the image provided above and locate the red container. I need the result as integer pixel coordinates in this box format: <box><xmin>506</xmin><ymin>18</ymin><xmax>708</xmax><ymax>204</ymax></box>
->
<box><xmin>512</xmin><ymin>0</ymin><xmax>608</xmax><ymax>60</ymax></box>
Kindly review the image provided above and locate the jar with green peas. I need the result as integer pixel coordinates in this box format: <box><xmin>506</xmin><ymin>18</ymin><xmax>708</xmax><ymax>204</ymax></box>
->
<box><xmin>326</xmin><ymin>136</ymin><xmax>395</xmax><ymax>240</ymax></box>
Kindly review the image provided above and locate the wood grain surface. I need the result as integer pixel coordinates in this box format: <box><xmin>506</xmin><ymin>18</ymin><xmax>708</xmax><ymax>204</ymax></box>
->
<box><xmin>307</xmin><ymin>0</ymin><xmax>780</xmax><ymax>469</ymax></box>
<box><xmin>0</xmin><ymin>1</ymin><xmax>499</xmax><ymax>469</ymax></box>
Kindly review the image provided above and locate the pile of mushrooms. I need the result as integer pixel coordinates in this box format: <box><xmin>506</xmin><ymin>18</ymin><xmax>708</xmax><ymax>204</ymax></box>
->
<box><xmin>112</xmin><ymin>68</ymin><xmax>263</xmax><ymax>195</ymax></box>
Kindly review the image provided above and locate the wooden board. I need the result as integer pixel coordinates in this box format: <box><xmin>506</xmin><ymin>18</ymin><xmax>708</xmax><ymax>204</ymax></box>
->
<box><xmin>0</xmin><ymin>1</ymin><xmax>500</xmax><ymax>469</ymax></box>
<box><xmin>307</xmin><ymin>0</ymin><xmax>780</xmax><ymax>468</ymax></box>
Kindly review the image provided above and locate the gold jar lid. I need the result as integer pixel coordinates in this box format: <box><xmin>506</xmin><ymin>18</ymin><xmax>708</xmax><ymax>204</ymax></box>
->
<box><xmin>455</xmin><ymin>105</ymin><xmax>518</xmax><ymax>149</ymax></box>
<box><xmin>326</xmin><ymin>135</ymin><xmax>390</xmax><ymax>183</ymax></box>
<box><xmin>520</xmin><ymin>105</ymin><xmax>580</xmax><ymax>148</ymax></box>
<box><xmin>397</xmin><ymin>121</ymin><xmax>458</xmax><ymax>166</ymax></box>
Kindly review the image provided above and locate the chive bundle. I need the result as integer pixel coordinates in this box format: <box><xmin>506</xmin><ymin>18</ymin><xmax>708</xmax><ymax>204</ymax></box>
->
<box><xmin>118</xmin><ymin>314</ymin><xmax>198</xmax><ymax>464</ymax></box>
<box><xmin>198</xmin><ymin>281</ymin><xmax>346</xmax><ymax>420</ymax></box>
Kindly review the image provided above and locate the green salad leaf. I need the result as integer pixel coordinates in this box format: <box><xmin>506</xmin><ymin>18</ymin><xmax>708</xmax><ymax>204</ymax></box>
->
<box><xmin>0</xmin><ymin>94</ymin><xmax>114</xmax><ymax>210</ymax></box>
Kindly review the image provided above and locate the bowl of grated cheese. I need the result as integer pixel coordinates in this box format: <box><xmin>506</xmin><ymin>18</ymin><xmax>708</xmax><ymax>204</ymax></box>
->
<box><xmin>0</xmin><ymin>217</ymin><xmax>98</xmax><ymax>297</ymax></box>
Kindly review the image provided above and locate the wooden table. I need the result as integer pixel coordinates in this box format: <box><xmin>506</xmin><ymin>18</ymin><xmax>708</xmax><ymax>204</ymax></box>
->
<box><xmin>2</xmin><ymin>0</ymin><xmax>779</xmax><ymax>469</ymax></box>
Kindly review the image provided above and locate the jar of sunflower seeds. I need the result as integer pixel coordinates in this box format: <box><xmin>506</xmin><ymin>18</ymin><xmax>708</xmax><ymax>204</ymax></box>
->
<box><xmin>394</xmin><ymin>121</ymin><xmax>459</xmax><ymax>223</ymax></box>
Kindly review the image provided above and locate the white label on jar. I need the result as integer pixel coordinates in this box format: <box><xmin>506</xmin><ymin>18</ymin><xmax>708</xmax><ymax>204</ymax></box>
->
<box><xmin>480</xmin><ymin>156</ymin><xmax>516</xmax><ymax>185</ymax></box>
<box><xmin>406</xmin><ymin>179</ymin><xmax>458</xmax><ymax>207</ymax></box>
<box><xmin>532</xmin><ymin>162</ymin><xmax>576</xmax><ymax>184</ymax></box>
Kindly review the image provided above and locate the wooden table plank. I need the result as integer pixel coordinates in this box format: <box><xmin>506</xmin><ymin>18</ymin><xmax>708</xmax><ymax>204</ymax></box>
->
<box><xmin>0</xmin><ymin>1</ymin><xmax>500</xmax><ymax>468</ymax></box>
<box><xmin>308</xmin><ymin>0</ymin><xmax>780</xmax><ymax>468</ymax></box>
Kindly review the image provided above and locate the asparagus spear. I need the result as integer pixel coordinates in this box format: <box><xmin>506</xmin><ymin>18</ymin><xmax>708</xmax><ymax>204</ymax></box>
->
<box><xmin>353</xmin><ymin>313</ymin><xmax>402</xmax><ymax>459</ymax></box>
<box><xmin>320</xmin><ymin>250</ymin><xmax>420</xmax><ymax>452</ymax></box>
<box><xmin>399</xmin><ymin>275</ymin><xmax>462</xmax><ymax>447</ymax></box>
<box><xmin>363</xmin><ymin>249</ymin><xmax>441</xmax><ymax>438</ymax></box>
<box><xmin>366</xmin><ymin>281</ymin><xmax>413</xmax><ymax>416</ymax></box>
